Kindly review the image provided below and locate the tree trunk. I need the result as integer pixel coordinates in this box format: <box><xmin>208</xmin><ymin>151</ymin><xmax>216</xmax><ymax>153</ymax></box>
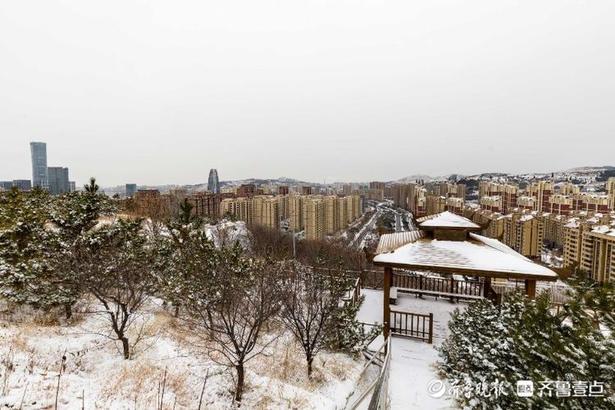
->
<box><xmin>174</xmin><ymin>304</ymin><xmax>180</xmax><ymax>318</ymax></box>
<box><xmin>307</xmin><ymin>356</ymin><xmax>314</xmax><ymax>378</ymax></box>
<box><xmin>64</xmin><ymin>303</ymin><xmax>72</xmax><ymax>320</ymax></box>
<box><xmin>234</xmin><ymin>364</ymin><xmax>245</xmax><ymax>403</ymax></box>
<box><xmin>121</xmin><ymin>336</ymin><xmax>130</xmax><ymax>360</ymax></box>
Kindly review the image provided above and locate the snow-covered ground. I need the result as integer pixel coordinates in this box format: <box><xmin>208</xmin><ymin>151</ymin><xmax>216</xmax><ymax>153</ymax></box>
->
<box><xmin>356</xmin><ymin>289</ymin><xmax>464</xmax><ymax>409</ymax></box>
<box><xmin>0</xmin><ymin>300</ymin><xmax>362</xmax><ymax>409</ymax></box>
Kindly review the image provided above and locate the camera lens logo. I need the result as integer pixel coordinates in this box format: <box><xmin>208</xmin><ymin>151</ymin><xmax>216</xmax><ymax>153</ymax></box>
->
<box><xmin>516</xmin><ymin>380</ymin><xmax>534</xmax><ymax>397</ymax></box>
<box><xmin>427</xmin><ymin>380</ymin><xmax>446</xmax><ymax>398</ymax></box>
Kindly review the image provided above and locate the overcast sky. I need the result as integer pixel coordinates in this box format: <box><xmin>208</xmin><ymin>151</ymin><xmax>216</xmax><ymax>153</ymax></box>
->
<box><xmin>1</xmin><ymin>0</ymin><xmax>614</xmax><ymax>186</ymax></box>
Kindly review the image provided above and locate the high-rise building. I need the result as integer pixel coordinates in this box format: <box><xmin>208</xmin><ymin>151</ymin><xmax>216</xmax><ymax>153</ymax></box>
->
<box><xmin>237</xmin><ymin>184</ymin><xmax>256</xmax><ymax>197</ymax></box>
<box><xmin>502</xmin><ymin>212</ymin><xmax>544</xmax><ymax>259</ymax></box>
<box><xmin>69</xmin><ymin>181</ymin><xmax>76</xmax><ymax>192</ymax></box>
<box><xmin>527</xmin><ymin>181</ymin><xmax>553</xmax><ymax>212</ymax></box>
<box><xmin>208</xmin><ymin>169</ymin><xmax>220</xmax><ymax>194</ymax></box>
<box><xmin>607</xmin><ymin>177</ymin><xmax>615</xmax><ymax>210</ymax></box>
<box><xmin>47</xmin><ymin>167</ymin><xmax>70</xmax><ymax>195</ymax></box>
<box><xmin>126</xmin><ymin>184</ymin><xmax>138</xmax><ymax>198</ymax></box>
<box><xmin>479</xmin><ymin>182</ymin><xmax>519</xmax><ymax>213</ymax></box>
<box><xmin>30</xmin><ymin>142</ymin><xmax>48</xmax><ymax>190</ymax></box>
<box><xmin>303</xmin><ymin>196</ymin><xmax>325</xmax><ymax>240</ymax></box>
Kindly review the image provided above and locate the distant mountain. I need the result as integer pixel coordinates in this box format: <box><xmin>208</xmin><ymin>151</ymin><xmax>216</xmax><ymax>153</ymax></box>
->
<box><xmin>395</xmin><ymin>174</ymin><xmax>436</xmax><ymax>183</ymax></box>
<box><xmin>562</xmin><ymin>165</ymin><xmax>615</xmax><ymax>173</ymax></box>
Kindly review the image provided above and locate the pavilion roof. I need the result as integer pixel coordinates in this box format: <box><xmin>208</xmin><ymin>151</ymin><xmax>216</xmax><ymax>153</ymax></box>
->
<box><xmin>417</xmin><ymin>211</ymin><xmax>481</xmax><ymax>230</ymax></box>
<box><xmin>373</xmin><ymin>231</ymin><xmax>558</xmax><ymax>281</ymax></box>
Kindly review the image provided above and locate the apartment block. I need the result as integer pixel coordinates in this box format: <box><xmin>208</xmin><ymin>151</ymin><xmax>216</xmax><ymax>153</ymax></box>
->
<box><xmin>607</xmin><ymin>177</ymin><xmax>615</xmax><ymax>210</ymax></box>
<box><xmin>425</xmin><ymin>195</ymin><xmax>446</xmax><ymax>215</ymax></box>
<box><xmin>303</xmin><ymin>196</ymin><xmax>325</xmax><ymax>240</ymax></box>
<box><xmin>528</xmin><ymin>181</ymin><xmax>553</xmax><ymax>212</ymax></box>
<box><xmin>220</xmin><ymin>197</ymin><xmax>254</xmax><ymax>225</ymax></box>
<box><xmin>548</xmin><ymin>194</ymin><xmax>573</xmax><ymax>215</ymax></box>
<box><xmin>584</xmin><ymin>226</ymin><xmax>615</xmax><ymax>283</ymax></box>
<box><xmin>556</xmin><ymin>182</ymin><xmax>580</xmax><ymax>196</ymax></box>
<box><xmin>516</xmin><ymin>196</ymin><xmax>536</xmax><ymax>211</ymax></box>
<box><xmin>572</xmin><ymin>193</ymin><xmax>609</xmax><ymax>213</ymax></box>
<box><xmin>252</xmin><ymin>196</ymin><xmax>280</xmax><ymax>229</ymax></box>
<box><xmin>288</xmin><ymin>194</ymin><xmax>304</xmax><ymax>231</ymax></box>
<box><xmin>479</xmin><ymin>195</ymin><xmax>503</xmax><ymax>212</ymax></box>
<box><xmin>445</xmin><ymin>197</ymin><xmax>464</xmax><ymax>214</ymax></box>
<box><xmin>479</xmin><ymin>182</ymin><xmax>519</xmax><ymax>213</ymax></box>
<box><xmin>502</xmin><ymin>212</ymin><xmax>544</xmax><ymax>258</ymax></box>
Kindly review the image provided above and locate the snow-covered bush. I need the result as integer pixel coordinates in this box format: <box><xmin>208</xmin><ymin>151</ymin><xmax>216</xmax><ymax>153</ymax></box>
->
<box><xmin>439</xmin><ymin>281</ymin><xmax>615</xmax><ymax>410</ymax></box>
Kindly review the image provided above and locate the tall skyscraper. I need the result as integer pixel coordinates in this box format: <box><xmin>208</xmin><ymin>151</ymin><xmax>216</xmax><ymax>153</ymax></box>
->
<box><xmin>30</xmin><ymin>142</ymin><xmax>48</xmax><ymax>189</ymax></box>
<box><xmin>208</xmin><ymin>169</ymin><xmax>220</xmax><ymax>193</ymax></box>
<box><xmin>47</xmin><ymin>167</ymin><xmax>70</xmax><ymax>195</ymax></box>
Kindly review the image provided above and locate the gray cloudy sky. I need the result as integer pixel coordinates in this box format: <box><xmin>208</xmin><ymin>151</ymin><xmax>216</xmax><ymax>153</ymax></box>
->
<box><xmin>1</xmin><ymin>0</ymin><xmax>614</xmax><ymax>186</ymax></box>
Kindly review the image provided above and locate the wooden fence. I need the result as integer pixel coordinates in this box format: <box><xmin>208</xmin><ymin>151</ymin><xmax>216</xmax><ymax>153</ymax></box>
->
<box><xmin>392</xmin><ymin>273</ymin><xmax>484</xmax><ymax>300</ymax></box>
<box><xmin>390</xmin><ymin>309</ymin><xmax>433</xmax><ymax>343</ymax></box>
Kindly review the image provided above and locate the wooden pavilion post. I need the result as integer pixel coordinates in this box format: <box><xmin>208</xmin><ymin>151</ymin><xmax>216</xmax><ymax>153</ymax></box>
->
<box><xmin>383</xmin><ymin>266</ymin><xmax>392</xmax><ymax>340</ymax></box>
<box><xmin>525</xmin><ymin>279</ymin><xmax>536</xmax><ymax>299</ymax></box>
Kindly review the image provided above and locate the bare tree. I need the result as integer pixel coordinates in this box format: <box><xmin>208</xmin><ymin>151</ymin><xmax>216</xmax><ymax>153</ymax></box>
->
<box><xmin>278</xmin><ymin>262</ymin><xmax>351</xmax><ymax>377</ymax></box>
<box><xmin>183</xmin><ymin>246</ymin><xmax>281</xmax><ymax>402</ymax></box>
<box><xmin>79</xmin><ymin>219</ymin><xmax>158</xmax><ymax>359</ymax></box>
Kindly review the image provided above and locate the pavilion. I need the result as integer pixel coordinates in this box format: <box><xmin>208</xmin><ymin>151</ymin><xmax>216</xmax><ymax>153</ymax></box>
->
<box><xmin>372</xmin><ymin>211</ymin><xmax>558</xmax><ymax>339</ymax></box>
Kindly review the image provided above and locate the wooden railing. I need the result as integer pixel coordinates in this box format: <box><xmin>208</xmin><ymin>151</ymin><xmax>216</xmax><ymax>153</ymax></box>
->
<box><xmin>390</xmin><ymin>309</ymin><xmax>433</xmax><ymax>343</ymax></box>
<box><xmin>392</xmin><ymin>273</ymin><xmax>484</xmax><ymax>300</ymax></box>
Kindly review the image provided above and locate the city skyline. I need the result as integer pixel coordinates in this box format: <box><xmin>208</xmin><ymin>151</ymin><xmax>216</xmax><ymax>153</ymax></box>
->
<box><xmin>1</xmin><ymin>1</ymin><xmax>614</xmax><ymax>186</ymax></box>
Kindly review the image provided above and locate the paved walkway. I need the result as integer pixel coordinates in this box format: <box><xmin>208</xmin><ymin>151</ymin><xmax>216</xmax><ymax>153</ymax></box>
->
<box><xmin>356</xmin><ymin>289</ymin><xmax>462</xmax><ymax>409</ymax></box>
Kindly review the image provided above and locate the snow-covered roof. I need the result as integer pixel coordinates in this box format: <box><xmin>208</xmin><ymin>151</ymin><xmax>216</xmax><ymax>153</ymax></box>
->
<box><xmin>417</xmin><ymin>211</ymin><xmax>480</xmax><ymax>230</ymax></box>
<box><xmin>373</xmin><ymin>233</ymin><xmax>558</xmax><ymax>281</ymax></box>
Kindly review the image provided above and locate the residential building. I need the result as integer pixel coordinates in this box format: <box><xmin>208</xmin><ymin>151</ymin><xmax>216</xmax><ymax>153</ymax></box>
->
<box><xmin>288</xmin><ymin>194</ymin><xmax>304</xmax><ymax>231</ymax></box>
<box><xmin>301</xmin><ymin>186</ymin><xmax>313</xmax><ymax>195</ymax></box>
<box><xmin>572</xmin><ymin>193</ymin><xmax>609</xmax><ymax>213</ymax></box>
<box><xmin>480</xmin><ymin>195</ymin><xmax>503</xmax><ymax>212</ymax></box>
<box><xmin>478</xmin><ymin>182</ymin><xmax>518</xmax><ymax>213</ymax></box>
<box><xmin>548</xmin><ymin>194</ymin><xmax>573</xmax><ymax>215</ymax></box>
<box><xmin>369</xmin><ymin>181</ymin><xmax>386</xmax><ymax>190</ymax></box>
<box><xmin>220</xmin><ymin>197</ymin><xmax>254</xmax><ymax>225</ymax></box>
<box><xmin>517</xmin><ymin>196</ymin><xmax>536</xmax><ymax>211</ymax></box>
<box><xmin>237</xmin><ymin>184</ymin><xmax>256</xmax><ymax>197</ymax></box>
<box><xmin>30</xmin><ymin>142</ymin><xmax>48</xmax><ymax>190</ymax></box>
<box><xmin>607</xmin><ymin>177</ymin><xmax>615</xmax><ymax>210</ymax></box>
<box><xmin>278</xmin><ymin>185</ymin><xmax>289</xmax><ymax>195</ymax></box>
<box><xmin>527</xmin><ymin>180</ymin><xmax>553</xmax><ymax>212</ymax></box>
<box><xmin>303</xmin><ymin>196</ymin><xmax>325</xmax><ymax>240</ymax></box>
<box><xmin>502</xmin><ymin>212</ymin><xmax>544</xmax><ymax>258</ymax></box>
<box><xmin>445</xmin><ymin>197</ymin><xmax>464</xmax><ymax>214</ymax></box>
<box><xmin>584</xmin><ymin>226</ymin><xmax>615</xmax><ymax>283</ymax></box>
<box><xmin>425</xmin><ymin>195</ymin><xmax>446</xmax><ymax>215</ymax></box>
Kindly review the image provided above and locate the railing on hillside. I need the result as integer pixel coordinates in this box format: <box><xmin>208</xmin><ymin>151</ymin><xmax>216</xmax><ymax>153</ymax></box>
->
<box><xmin>392</xmin><ymin>273</ymin><xmax>484</xmax><ymax>299</ymax></box>
<box><xmin>390</xmin><ymin>309</ymin><xmax>433</xmax><ymax>343</ymax></box>
<box><xmin>346</xmin><ymin>337</ymin><xmax>392</xmax><ymax>410</ymax></box>
<box><xmin>367</xmin><ymin>337</ymin><xmax>392</xmax><ymax>410</ymax></box>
